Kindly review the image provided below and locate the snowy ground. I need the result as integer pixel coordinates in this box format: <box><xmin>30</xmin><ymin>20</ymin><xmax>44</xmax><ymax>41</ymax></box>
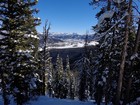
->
<box><xmin>29</xmin><ymin>96</ymin><xmax>140</xmax><ymax>105</ymax></box>
<box><xmin>0</xmin><ymin>95</ymin><xmax>104</xmax><ymax>105</ymax></box>
<box><xmin>1</xmin><ymin>95</ymin><xmax>139</xmax><ymax>105</ymax></box>
<box><xmin>30</xmin><ymin>96</ymin><xmax>94</xmax><ymax>105</ymax></box>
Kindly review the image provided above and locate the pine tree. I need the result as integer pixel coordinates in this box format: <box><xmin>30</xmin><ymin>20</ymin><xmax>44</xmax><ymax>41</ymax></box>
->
<box><xmin>65</xmin><ymin>55</ymin><xmax>74</xmax><ymax>99</ymax></box>
<box><xmin>52</xmin><ymin>54</ymin><xmax>64</xmax><ymax>98</ymax></box>
<box><xmin>67</xmin><ymin>71</ymin><xmax>75</xmax><ymax>99</ymax></box>
<box><xmin>74</xmin><ymin>56</ymin><xmax>90</xmax><ymax>101</ymax></box>
<box><xmin>90</xmin><ymin>1</ymin><xmax>113</xmax><ymax>104</ymax></box>
<box><xmin>90</xmin><ymin>0</ymin><xmax>140</xmax><ymax>104</ymax></box>
<box><xmin>123</xmin><ymin>18</ymin><xmax>140</xmax><ymax>104</ymax></box>
<box><xmin>46</xmin><ymin>51</ymin><xmax>54</xmax><ymax>97</ymax></box>
<box><xmin>72</xmin><ymin>33</ymin><xmax>93</xmax><ymax>101</ymax></box>
<box><xmin>0</xmin><ymin>0</ymin><xmax>40</xmax><ymax>104</ymax></box>
<box><xmin>88</xmin><ymin>51</ymin><xmax>95</xmax><ymax>99</ymax></box>
<box><xmin>115</xmin><ymin>0</ymin><xmax>132</xmax><ymax>104</ymax></box>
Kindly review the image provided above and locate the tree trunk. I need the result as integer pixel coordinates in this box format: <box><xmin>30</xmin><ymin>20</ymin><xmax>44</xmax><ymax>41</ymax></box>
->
<box><xmin>1</xmin><ymin>73</ymin><xmax>9</xmax><ymax>105</ymax></box>
<box><xmin>134</xmin><ymin>19</ymin><xmax>140</xmax><ymax>53</ymax></box>
<box><xmin>123</xmin><ymin>77</ymin><xmax>132</xmax><ymax>104</ymax></box>
<box><xmin>42</xmin><ymin>21</ymin><xmax>50</xmax><ymax>95</ymax></box>
<box><xmin>115</xmin><ymin>0</ymin><xmax>132</xmax><ymax>105</ymax></box>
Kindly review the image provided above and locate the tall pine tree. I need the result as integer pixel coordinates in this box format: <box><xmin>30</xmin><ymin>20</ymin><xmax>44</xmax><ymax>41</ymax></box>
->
<box><xmin>90</xmin><ymin>0</ymin><xmax>138</xmax><ymax>104</ymax></box>
<box><xmin>0</xmin><ymin>0</ymin><xmax>40</xmax><ymax>104</ymax></box>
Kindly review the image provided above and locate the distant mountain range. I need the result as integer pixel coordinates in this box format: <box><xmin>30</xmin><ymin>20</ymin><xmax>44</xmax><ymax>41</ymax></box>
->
<box><xmin>49</xmin><ymin>32</ymin><xmax>95</xmax><ymax>41</ymax></box>
<box><xmin>38</xmin><ymin>32</ymin><xmax>98</xmax><ymax>49</ymax></box>
<box><xmin>38</xmin><ymin>32</ymin><xmax>99</xmax><ymax>65</ymax></box>
<box><xmin>39</xmin><ymin>32</ymin><xmax>95</xmax><ymax>43</ymax></box>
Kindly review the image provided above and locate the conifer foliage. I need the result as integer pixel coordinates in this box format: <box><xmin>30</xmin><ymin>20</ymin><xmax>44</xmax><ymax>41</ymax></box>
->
<box><xmin>66</xmin><ymin>56</ymin><xmax>75</xmax><ymax>99</ymax></box>
<box><xmin>53</xmin><ymin>54</ymin><xmax>65</xmax><ymax>98</ymax></box>
<box><xmin>0</xmin><ymin>0</ymin><xmax>40</xmax><ymax>104</ymax></box>
<box><xmin>90</xmin><ymin>0</ymin><xmax>140</xmax><ymax>104</ymax></box>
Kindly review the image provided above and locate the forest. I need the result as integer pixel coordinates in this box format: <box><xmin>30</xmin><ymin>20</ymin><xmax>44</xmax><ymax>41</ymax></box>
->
<box><xmin>0</xmin><ymin>0</ymin><xmax>140</xmax><ymax>105</ymax></box>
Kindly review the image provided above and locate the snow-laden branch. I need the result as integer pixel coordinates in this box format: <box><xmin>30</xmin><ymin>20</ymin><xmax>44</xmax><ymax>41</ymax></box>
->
<box><xmin>95</xmin><ymin>12</ymin><xmax>129</xmax><ymax>41</ymax></box>
<box><xmin>98</xmin><ymin>10</ymin><xmax>115</xmax><ymax>28</ymax></box>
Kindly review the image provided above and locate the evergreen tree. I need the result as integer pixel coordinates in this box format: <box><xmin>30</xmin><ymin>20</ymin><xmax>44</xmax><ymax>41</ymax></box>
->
<box><xmin>90</xmin><ymin>0</ymin><xmax>139</xmax><ymax>104</ymax></box>
<box><xmin>124</xmin><ymin>18</ymin><xmax>140</xmax><ymax>104</ymax></box>
<box><xmin>88</xmin><ymin>51</ymin><xmax>95</xmax><ymax>99</ymax></box>
<box><xmin>67</xmin><ymin>71</ymin><xmax>75</xmax><ymax>99</ymax></box>
<box><xmin>74</xmin><ymin>56</ymin><xmax>90</xmax><ymax>101</ymax></box>
<box><xmin>0</xmin><ymin>0</ymin><xmax>40</xmax><ymax>104</ymax></box>
<box><xmin>52</xmin><ymin>54</ymin><xmax>64</xmax><ymax>98</ymax></box>
<box><xmin>46</xmin><ymin>52</ymin><xmax>54</xmax><ymax>97</ymax></box>
<box><xmin>65</xmin><ymin>55</ymin><xmax>74</xmax><ymax>99</ymax></box>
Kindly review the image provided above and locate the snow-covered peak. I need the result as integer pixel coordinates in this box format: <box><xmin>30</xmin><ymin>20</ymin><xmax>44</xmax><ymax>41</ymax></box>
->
<box><xmin>50</xmin><ymin>32</ymin><xmax>82</xmax><ymax>36</ymax></box>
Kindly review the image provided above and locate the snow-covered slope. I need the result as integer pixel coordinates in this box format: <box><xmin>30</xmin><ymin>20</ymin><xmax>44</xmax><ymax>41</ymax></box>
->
<box><xmin>30</xmin><ymin>96</ymin><xmax>94</xmax><ymax>105</ymax></box>
<box><xmin>0</xmin><ymin>95</ymin><xmax>139</xmax><ymax>105</ymax></box>
<box><xmin>0</xmin><ymin>95</ymin><xmax>96</xmax><ymax>105</ymax></box>
<box><xmin>47</xmin><ymin>41</ymin><xmax>99</xmax><ymax>49</ymax></box>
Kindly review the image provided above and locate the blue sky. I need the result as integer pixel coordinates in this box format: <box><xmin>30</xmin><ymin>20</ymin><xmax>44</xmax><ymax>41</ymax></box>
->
<box><xmin>35</xmin><ymin>0</ymin><xmax>98</xmax><ymax>34</ymax></box>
